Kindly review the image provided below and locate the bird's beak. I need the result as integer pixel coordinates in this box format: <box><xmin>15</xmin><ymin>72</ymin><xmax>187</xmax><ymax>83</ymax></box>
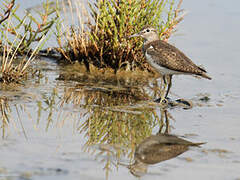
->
<box><xmin>128</xmin><ymin>32</ymin><xmax>141</xmax><ymax>39</ymax></box>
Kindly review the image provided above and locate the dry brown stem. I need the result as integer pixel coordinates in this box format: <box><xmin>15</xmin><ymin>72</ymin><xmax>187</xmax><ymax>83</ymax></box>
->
<box><xmin>0</xmin><ymin>0</ymin><xmax>15</xmax><ymax>25</ymax></box>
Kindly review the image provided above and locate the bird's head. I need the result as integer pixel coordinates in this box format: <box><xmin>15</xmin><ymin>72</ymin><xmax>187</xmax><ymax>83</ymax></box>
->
<box><xmin>129</xmin><ymin>26</ymin><xmax>159</xmax><ymax>43</ymax></box>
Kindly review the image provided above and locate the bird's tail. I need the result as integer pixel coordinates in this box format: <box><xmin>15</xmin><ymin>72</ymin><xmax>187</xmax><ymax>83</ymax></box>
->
<box><xmin>201</xmin><ymin>73</ymin><xmax>212</xmax><ymax>80</ymax></box>
<box><xmin>197</xmin><ymin>66</ymin><xmax>212</xmax><ymax>80</ymax></box>
<box><xmin>191</xmin><ymin>142</ymin><xmax>206</xmax><ymax>147</ymax></box>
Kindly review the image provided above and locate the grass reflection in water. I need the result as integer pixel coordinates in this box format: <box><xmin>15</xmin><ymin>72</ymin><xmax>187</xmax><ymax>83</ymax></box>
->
<box><xmin>59</xmin><ymin>77</ymin><xmax>174</xmax><ymax>177</ymax></box>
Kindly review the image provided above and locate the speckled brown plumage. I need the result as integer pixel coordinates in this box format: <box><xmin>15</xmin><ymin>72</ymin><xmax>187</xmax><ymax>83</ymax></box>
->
<box><xmin>144</xmin><ymin>40</ymin><xmax>211</xmax><ymax>79</ymax></box>
<box><xmin>129</xmin><ymin>26</ymin><xmax>211</xmax><ymax>100</ymax></box>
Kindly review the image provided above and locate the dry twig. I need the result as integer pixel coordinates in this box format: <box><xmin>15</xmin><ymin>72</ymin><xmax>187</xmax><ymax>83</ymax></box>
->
<box><xmin>0</xmin><ymin>0</ymin><xmax>15</xmax><ymax>25</ymax></box>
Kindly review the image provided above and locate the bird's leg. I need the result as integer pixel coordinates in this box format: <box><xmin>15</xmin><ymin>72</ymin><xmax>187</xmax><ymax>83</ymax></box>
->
<box><xmin>164</xmin><ymin>109</ymin><xmax>169</xmax><ymax>134</ymax></box>
<box><xmin>159</xmin><ymin>75</ymin><xmax>168</xmax><ymax>104</ymax></box>
<box><xmin>157</xmin><ymin>108</ymin><xmax>165</xmax><ymax>134</ymax></box>
<box><xmin>165</xmin><ymin>75</ymin><xmax>172</xmax><ymax>98</ymax></box>
<box><xmin>157</xmin><ymin>109</ymin><xmax>170</xmax><ymax>134</ymax></box>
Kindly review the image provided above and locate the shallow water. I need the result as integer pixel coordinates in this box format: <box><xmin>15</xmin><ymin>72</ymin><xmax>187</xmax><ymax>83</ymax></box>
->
<box><xmin>1</xmin><ymin>0</ymin><xmax>240</xmax><ymax>180</ymax></box>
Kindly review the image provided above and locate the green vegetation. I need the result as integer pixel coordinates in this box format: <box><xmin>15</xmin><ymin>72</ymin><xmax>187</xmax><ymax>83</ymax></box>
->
<box><xmin>0</xmin><ymin>0</ymin><xmax>184</xmax><ymax>83</ymax></box>
<box><xmin>0</xmin><ymin>2</ymin><xmax>211</xmax><ymax>180</ymax></box>
<box><xmin>0</xmin><ymin>0</ymin><xmax>57</xmax><ymax>55</ymax></box>
<box><xmin>56</xmin><ymin>0</ymin><xmax>184</xmax><ymax>72</ymax></box>
<box><xmin>0</xmin><ymin>1</ymin><xmax>183</xmax><ymax>176</ymax></box>
<box><xmin>0</xmin><ymin>0</ymin><xmax>57</xmax><ymax>83</ymax></box>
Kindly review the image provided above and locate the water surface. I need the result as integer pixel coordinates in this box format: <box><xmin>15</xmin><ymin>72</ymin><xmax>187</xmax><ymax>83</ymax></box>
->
<box><xmin>0</xmin><ymin>0</ymin><xmax>240</xmax><ymax>180</ymax></box>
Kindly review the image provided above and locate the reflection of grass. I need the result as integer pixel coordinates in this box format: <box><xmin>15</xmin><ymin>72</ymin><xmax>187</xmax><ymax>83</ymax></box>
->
<box><xmin>0</xmin><ymin>96</ymin><xmax>10</xmax><ymax>138</ymax></box>
<box><xmin>35</xmin><ymin>88</ymin><xmax>59</xmax><ymax>131</ymax></box>
<box><xmin>60</xmin><ymin>82</ymin><xmax>173</xmax><ymax>178</ymax></box>
<box><xmin>0</xmin><ymin>96</ymin><xmax>28</xmax><ymax>139</ymax></box>
<box><xmin>56</xmin><ymin>0</ymin><xmax>184</xmax><ymax>72</ymax></box>
<box><xmin>0</xmin><ymin>76</ymin><xmax>173</xmax><ymax>179</ymax></box>
<box><xmin>0</xmin><ymin>87</ymin><xmax>60</xmax><ymax>138</ymax></box>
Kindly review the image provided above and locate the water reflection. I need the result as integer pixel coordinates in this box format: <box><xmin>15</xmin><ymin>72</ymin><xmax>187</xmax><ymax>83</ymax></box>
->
<box><xmin>0</xmin><ymin>96</ymin><xmax>10</xmax><ymax>138</ymax></box>
<box><xmin>58</xmin><ymin>78</ymin><xmax>202</xmax><ymax>178</ymax></box>
<box><xmin>0</xmin><ymin>73</ymin><xmax>202</xmax><ymax>179</ymax></box>
<box><xmin>61</xmin><ymin>83</ymin><xmax>164</xmax><ymax>144</ymax></box>
<box><xmin>128</xmin><ymin>133</ymin><xmax>204</xmax><ymax>177</ymax></box>
<box><xmin>59</xmin><ymin>79</ymin><xmax>175</xmax><ymax>178</ymax></box>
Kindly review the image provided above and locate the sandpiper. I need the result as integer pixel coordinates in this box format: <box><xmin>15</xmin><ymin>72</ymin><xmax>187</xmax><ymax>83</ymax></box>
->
<box><xmin>129</xmin><ymin>134</ymin><xmax>204</xmax><ymax>177</ymax></box>
<box><xmin>129</xmin><ymin>26</ymin><xmax>211</xmax><ymax>102</ymax></box>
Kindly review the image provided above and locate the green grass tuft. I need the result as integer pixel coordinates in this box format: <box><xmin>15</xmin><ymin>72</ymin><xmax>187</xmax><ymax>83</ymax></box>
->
<box><xmin>56</xmin><ymin>0</ymin><xmax>184</xmax><ymax>72</ymax></box>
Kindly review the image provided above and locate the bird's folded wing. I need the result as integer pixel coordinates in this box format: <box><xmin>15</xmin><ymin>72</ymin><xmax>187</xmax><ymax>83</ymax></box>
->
<box><xmin>146</xmin><ymin>41</ymin><xmax>204</xmax><ymax>74</ymax></box>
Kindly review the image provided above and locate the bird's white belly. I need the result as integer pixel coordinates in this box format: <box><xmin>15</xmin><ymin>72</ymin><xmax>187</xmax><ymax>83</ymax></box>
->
<box><xmin>145</xmin><ymin>53</ymin><xmax>183</xmax><ymax>75</ymax></box>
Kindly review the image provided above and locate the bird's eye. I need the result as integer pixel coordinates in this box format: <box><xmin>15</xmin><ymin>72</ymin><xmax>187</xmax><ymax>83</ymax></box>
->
<box><xmin>146</xmin><ymin>29</ymin><xmax>150</xmax><ymax>32</ymax></box>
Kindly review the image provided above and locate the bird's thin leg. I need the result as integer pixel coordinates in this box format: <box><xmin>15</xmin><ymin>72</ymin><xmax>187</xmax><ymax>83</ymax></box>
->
<box><xmin>160</xmin><ymin>75</ymin><xmax>168</xmax><ymax>103</ymax></box>
<box><xmin>157</xmin><ymin>108</ymin><xmax>165</xmax><ymax>134</ymax></box>
<box><xmin>164</xmin><ymin>109</ymin><xmax>169</xmax><ymax>134</ymax></box>
<box><xmin>165</xmin><ymin>75</ymin><xmax>172</xmax><ymax>98</ymax></box>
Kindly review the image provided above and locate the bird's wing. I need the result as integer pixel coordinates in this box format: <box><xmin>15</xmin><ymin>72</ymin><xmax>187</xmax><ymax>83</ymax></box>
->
<box><xmin>146</xmin><ymin>40</ymin><xmax>205</xmax><ymax>74</ymax></box>
<box><xmin>141</xmin><ymin>135</ymin><xmax>194</xmax><ymax>146</ymax></box>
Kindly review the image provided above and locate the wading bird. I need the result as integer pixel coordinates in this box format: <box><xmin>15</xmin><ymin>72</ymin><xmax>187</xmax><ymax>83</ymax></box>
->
<box><xmin>129</xmin><ymin>26</ymin><xmax>211</xmax><ymax>103</ymax></box>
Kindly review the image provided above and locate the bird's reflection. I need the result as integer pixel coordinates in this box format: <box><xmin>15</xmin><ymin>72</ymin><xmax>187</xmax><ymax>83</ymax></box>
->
<box><xmin>124</xmin><ymin>104</ymin><xmax>204</xmax><ymax>177</ymax></box>
<box><xmin>58</xmin><ymin>77</ymin><xmax>202</xmax><ymax>179</ymax></box>
<box><xmin>88</xmin><ymin>105</ymin><xmax>205</xmax><ymax>178</ymax></box>
<box><xmin>128</xmin><ymin>133</ymin><xmax>204</xmax><ymax>177</ymax></box>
